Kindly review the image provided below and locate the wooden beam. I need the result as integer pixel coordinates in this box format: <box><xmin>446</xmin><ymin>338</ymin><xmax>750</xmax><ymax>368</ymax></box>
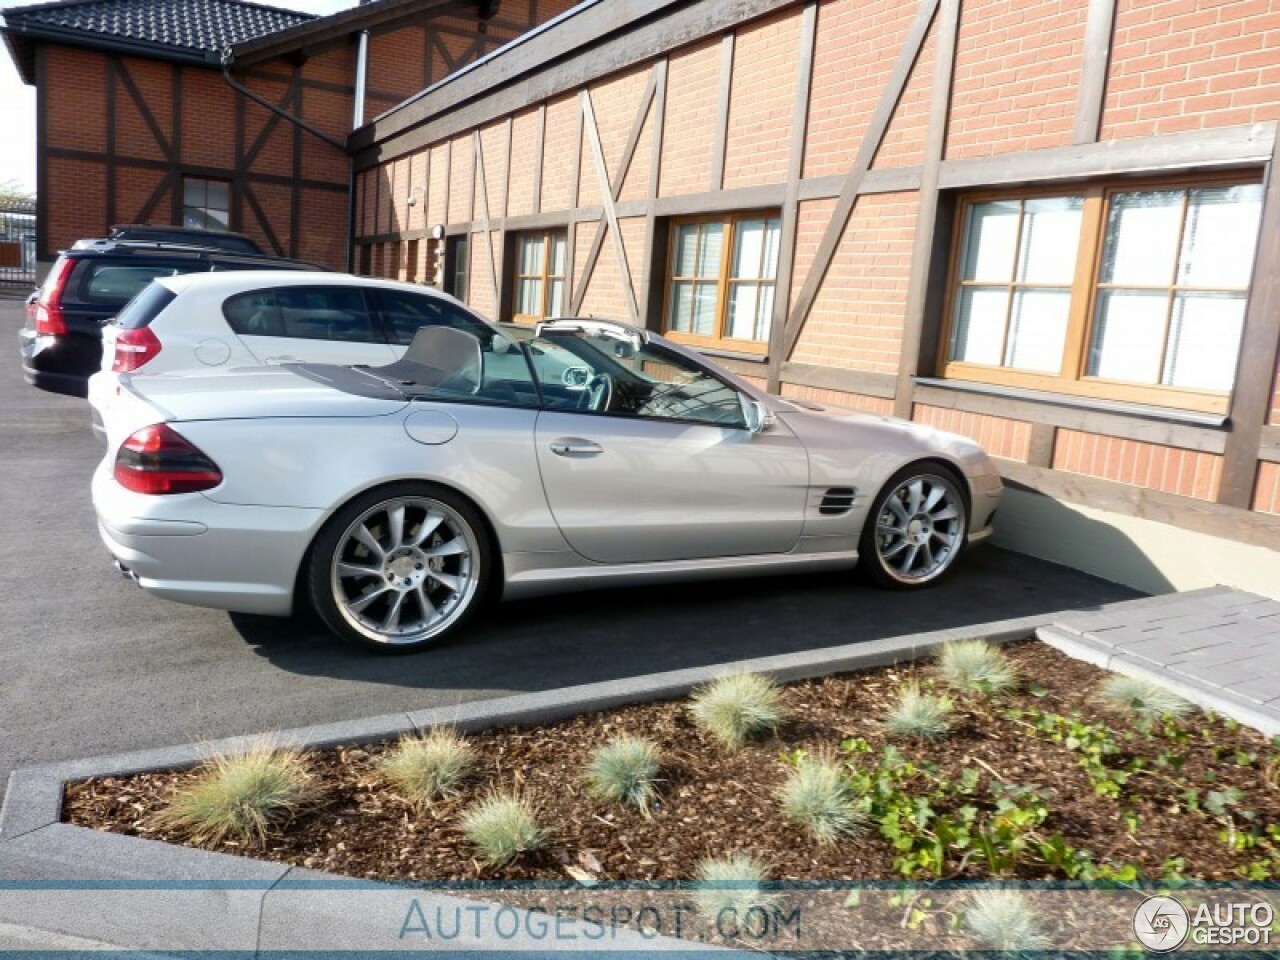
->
<box><xmin>638</xmin><ymin>57</ymin><xmax>669</xmax><ymax>330</ymax></box>
<box><xmin>473</xmin><ymin>129</ymin><xmax>500</xmax><ymax>310</ymax></box>
<box><xmin>105</xmin><ymin>57</ymin><xmax>117</xmax><ymax>226</ymax></box>
<box><xmin>1027</xmin><ymin>423</ymin><xmax>1057</xmax><ymax>469</ymax></box>
<box><xmin>940</xmin><ymin>121</ymin><xmax>1276</xmax><ymax>190</ymax></box>
<box><xmin>1072</xmin><ymin>0</ymin><xmax>1117</xmax><ymax>144</ymax></box>
<box><xmin>893</xmin><ymin>0</ymin><xmax>960</xmax><ymax>419</ymax></box>
<box><xmin>579</xmin><ymin>88</ymin><xmax>641</xmax><ymax>323</ymax></box>
<box><xmin>170</xmin><ymin>65</ymin><xmax>183</xmax><ymax>224</ymax></box>
<box><xmin>242</xmin><ymin>182</ymin><xmax>284</xmax><ymax>256</ymax></box>
<box><xmin>1219</xmin><ymin>134</ymin><xmax>1280</xmax><ymax>507</ymax></box>
<box><xmin>779</xmin><ymin>361</ymin><xmax>898</xmax><ymax>399</ymax></box>
<box><xmin>531</xmin><ymin>103</ymin><xmax>546</xmax><ymax>215</ymax></box>
<box><xmin>912</xmin><ymin>381</ymin><xmax>1229</xmax><ymax>454</ymax></box>
<box><xmin>1000</xmin><ymin>461</ymin><xmax>1280</xmax><ymax>554</ymax></box>
<box><xmin>710</xmin><ymin>32</ymin><xmax>734</xmax><ymax>192</ymax></box>
<box><xmin>114</xmin><ymin>59</ymin><xmax>173</xmax><ymax>159</ymax></box>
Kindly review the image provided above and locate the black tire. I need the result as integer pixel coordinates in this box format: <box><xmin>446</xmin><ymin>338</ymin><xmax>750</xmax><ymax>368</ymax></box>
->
<box><xmin>307</xmin><ymin>481</ymin><xmax>493</xmax><ymax>653</ymax></box>
<box><xmin>858</xmin><ymin>462</ymin><xmax>969</xmax><ymax>589</ymax></box>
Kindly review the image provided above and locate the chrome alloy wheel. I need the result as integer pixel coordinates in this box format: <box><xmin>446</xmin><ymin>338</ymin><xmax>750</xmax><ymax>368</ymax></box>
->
<box><xmin>330</xmin><ymin>496</ymin><xmax>481</xmax><ymax>646</ymax></box>
<box><xmin>873</xmin><ymin>473</ymin><xmax>966</xmax><ymax>584</ymax></box>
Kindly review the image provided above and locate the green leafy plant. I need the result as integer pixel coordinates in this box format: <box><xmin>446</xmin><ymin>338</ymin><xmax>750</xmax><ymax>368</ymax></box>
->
<box><xmin>689</xmin><ymin>673</ymin><xmax>786</xmax><ymax>748</ymax></box>
<box><xmin>778</xmin><ymin>753</ymin><xmax>867</xmax><ymax>843</ymax></box>
<box><xmin>885</xmin><ymin>684</ymin><xmax>953</xmax><ymax>739</ymax></box>
<box><xmin>379</xmin><ymin>728</ymin><xmax>474</xmax><ymax>806</ymax></box>
<box><xmin>963</xmin><ymin>890</ymin><xmax>1051</xmax><ymax>952</ymax></box>
<box><xmin>155</xmin><ymin>742</ymin><xmax>315</xmax><ymax>846</ymax></box>
<box><xmin>461</xmin><ymin>791</ymin><xmax>546</xmax><ymax>866</ymax></box>
<box><xmin>936</xmin><ymin>639</ymin><xmax>1018</xmax><ymax>696</ymax></box>
<box><xmin>1097</xmin><ymin>675</ymin><xmax>1192</xmax><ymax>725</ymax></box>
<box><xmin>585</xmin><ymin>735</ymin><xmax>661</xmax><ymax>813</ymax></box>
<box><xmin>692</xmin><ymin>853</ymin><xmax>777</xmax><ymax>922</ymax></box>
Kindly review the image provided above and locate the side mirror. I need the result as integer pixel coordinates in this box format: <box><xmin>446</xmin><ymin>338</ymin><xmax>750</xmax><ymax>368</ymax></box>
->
<box><xmin>741</xmin><ymin>396</ymin><xmax>774</xmax><ymax>436</ymax></box>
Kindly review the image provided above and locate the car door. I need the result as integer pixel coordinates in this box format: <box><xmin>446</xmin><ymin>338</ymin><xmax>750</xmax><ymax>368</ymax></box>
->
<box><xmin>227</xmin><ymin>285</ymin><xmax>396</xmax><ymax>366</ymax></box>
<box><xmin>530</xmin><ymin>332</ymin><xmax>809</xmax><ymax>564</ymax></box>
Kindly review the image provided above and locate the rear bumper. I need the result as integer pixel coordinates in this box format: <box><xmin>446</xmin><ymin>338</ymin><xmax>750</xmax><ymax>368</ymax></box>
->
<box><xmin>20</xmin><ymin>329</ymin><xmax>99</xmax><ymax>397</ymax></box>
<box><xmin>92</xmin><ymin>462</ymin><xmax>324</xmax><ymax>617</ymax></box>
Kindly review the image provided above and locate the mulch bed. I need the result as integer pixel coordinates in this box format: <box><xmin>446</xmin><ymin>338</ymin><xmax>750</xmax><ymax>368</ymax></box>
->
<box><xmin>64</xmin><ymin>640</ymin><xmax>1280</xmax><ymax>884</ymax></box>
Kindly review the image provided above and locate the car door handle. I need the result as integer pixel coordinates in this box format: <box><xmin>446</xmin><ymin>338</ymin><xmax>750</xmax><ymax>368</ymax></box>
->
<box><xmin>549</xmin><ymin>438</ymin><xmax>603</xmax><ymax>458</ymax></box>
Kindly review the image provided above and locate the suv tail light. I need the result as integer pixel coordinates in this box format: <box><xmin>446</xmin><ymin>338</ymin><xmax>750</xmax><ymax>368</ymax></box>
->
<box><xmin>114</xmin><ymin>424</ymin><xmax>222</xmax><ymax>495</ymax></box>
<box><xmin>33</xmin><ymin>256</ymin><xmax>73</xmax><ymax>336</ymax></box>
<box><xmin>111</xmin><ymin>326</ymin><xmax>163</xmax><ymax>372</ymax></box>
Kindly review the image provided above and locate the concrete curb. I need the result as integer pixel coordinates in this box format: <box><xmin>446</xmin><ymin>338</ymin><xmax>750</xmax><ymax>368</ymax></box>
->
<box><xmin>0</xmin><ymin>596</ymin><xmax>1154</xmax><ymax>954</ymax></box>
<box><xmin>1038</xmin><ymin>623</ymin><xmax>1280</xmax><ymax>737</ymax></box>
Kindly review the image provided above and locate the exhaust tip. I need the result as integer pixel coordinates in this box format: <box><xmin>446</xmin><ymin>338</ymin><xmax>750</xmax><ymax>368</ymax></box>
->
<box><xmin>112</xmin><ymin>559</ymin><xmax>139</xmax><ymax>582</ymax></box>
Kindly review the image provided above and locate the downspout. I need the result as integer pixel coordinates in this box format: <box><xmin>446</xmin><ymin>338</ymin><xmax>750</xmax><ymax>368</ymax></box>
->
<box><xmin>352</xmin><ymin>29</ymin><xmax>369</xmax><ymax>129</ymax></box>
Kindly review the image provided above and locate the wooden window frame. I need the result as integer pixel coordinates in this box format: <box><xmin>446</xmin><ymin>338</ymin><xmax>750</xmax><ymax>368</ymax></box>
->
<box><xmin>512</xmin><ymin>229</ymin><xmax>567</xmax><ymax>325</ymax></box>
<box><xmin>661</xmin><ymin>211</ymin><xmax>782</xmax><ymax>356</ymax></box>
<box><xmin>938</xmin><ymin>172</ymin><xmax>1263</xmax><ymax>415</ymax></box>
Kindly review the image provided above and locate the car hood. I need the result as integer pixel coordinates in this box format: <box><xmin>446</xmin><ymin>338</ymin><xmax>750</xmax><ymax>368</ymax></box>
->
<box><xmin>121</xmin><ymin>366</ymin><xmax>409</xmax><ymax>422</ymax></box>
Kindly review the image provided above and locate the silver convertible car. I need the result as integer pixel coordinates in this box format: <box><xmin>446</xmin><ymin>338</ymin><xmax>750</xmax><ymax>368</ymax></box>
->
<box><xmin>93</xmin><ymin>316</ymin><xmax>1003</xmax><ymax>652</ymax></box>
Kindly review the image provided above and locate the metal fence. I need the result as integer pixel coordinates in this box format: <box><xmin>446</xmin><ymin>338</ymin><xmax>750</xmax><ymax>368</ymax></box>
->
<box><xmin>0</xmin><ymin>198</ymin><xmax>37</xmax><ymax>288</ymax></box>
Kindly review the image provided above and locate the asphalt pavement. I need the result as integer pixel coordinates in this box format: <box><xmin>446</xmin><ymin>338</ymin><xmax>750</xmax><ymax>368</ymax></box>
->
<box><xmin>0</xmin><ymin>297</ymin><xmax>1137</xmax><ymax>785</ymax></box>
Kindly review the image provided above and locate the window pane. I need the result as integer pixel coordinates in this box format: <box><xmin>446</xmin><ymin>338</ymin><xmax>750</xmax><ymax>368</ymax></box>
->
<box><xmin>755</xmin><ymin>283</ymin><xmax>774</xmax><ymax>341</ymax></box>
<box><xmin>690</xmin><ymin>281</ymin><xmax>719</xmax><ymax>335</ymax></box>
<box><xmin>516</xmin><ymin>277</ymin><xmax>543</xmax><ymax>316</ymax></box>
<box><xmin>518</xmin><ymin>234</ymin><xmax>544</xmax><ymax>276</ymax></box>
<box><xmin>726</xmin><ymin>282</ymin><xmax>759</xmax><ymax>340</ymax></box>
<box><xmin>698</xmin><ymin>222</ymin><xmax>724</xmax><ymax>277</ymax></box>
<box><xmin>549</xmin><ymin>233</ymin><xmax>567</xmax><ymax>276</ymax></box>
<box><xmin>277</xmin><ymin>287</ymin><xmax>376</xmax><ymax>342</ymax></box>
<box><xmin>1004</xmin><ymin>289</ymin><xmax>1070</xmax><ymax>373</ymax></box>
<box><xmin>223</xmin><ymin>290</ymin><xmax>283</xmax><ymax>337</ymax></box>
<box><xmin>960</xmin><ymin>201</ymin><xmax>1019</xmax><ymax>282</ymax></box>
<box><xmin>1100</xmin><ymin>190</ymin><xmax>1182</xmax><ymax>285</ymax></box>
<box><xmin>205</xmin><ymin>208</ymin><xmax>230</xmax><ymax>230</ymax></box>
<box><xmin>182</xmin><ymin>208</ymin><xmax>205</xmax><ymax>230</ymax></box>
<box><xmin>206</xmin><ymin>181</ymin><xmax>230</xmax><ymax>212</ymax></box>
<box><xmin>1017</xmin><ymin>197</ymin><xmax>1083</xmax><ymax>284</ymax></box>
<box><xmin>732</xmin><ymin>220</ymin><xmax>765</xmax><ymax>279</ymax></box>
<box><xmin>548</xmin><ymin>278</ymin><xmax>565</xmax><ymax>317</ymax></box>
<box><xmin>1088</xmin><ymin>289</ymin><xmax>1167</xmax><ymax>383</ymax></box>
<box><xmin>1178</xmin><ymin>185</ymin><xmax>1263</xmax><ymax>288</ymax></box>
<box><xmin>1163</xmin><ymin>292</ymin><xmax>1245</xmax><ymax>391</ymax></box>
<box><xmin>85</xmin><ymin>265</ymin><xmax>181</xmax><ymax>303</ymax></box>
<box><xmin>668</xmin><ymin>281</ymin><xmax>694</xmax><ymax>332</ymax></box>
<box><xmin>950</xmin><ymin>286</ymin><xmax>1009</xmax><ymax>366</ymax></box>
<box><xmin>761</xmin><ymin>218</ymin><xmax>781</xmax><ymax>280</ymax></box>
<box><xmin>183</xmin><ymin>178</ymin><xmax>205</xmax><ymax>207</ymax></box>
<box><xmin>673</xmin><ymin>225</ymin><xmax>699</xmax><ymax>276</ymax></box>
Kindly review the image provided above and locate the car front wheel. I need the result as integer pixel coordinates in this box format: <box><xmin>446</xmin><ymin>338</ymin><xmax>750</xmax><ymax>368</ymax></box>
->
<box><xmin>308</xmin><ymin>483</ymin><xmax>490</xmax><ymax>652</ymax></box>
<box><xmin>859</xmin><ymin>464</ymin><xmax>968</xmax><ymax>588</ymax></box>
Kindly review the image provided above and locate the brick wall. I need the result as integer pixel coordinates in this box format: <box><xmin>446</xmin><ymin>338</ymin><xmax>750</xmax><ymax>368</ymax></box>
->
<box><xmin>723</xmin><ymin>9</ymin><xmax>800</xmax><ymax>190</ymax></box>
<box><xmin>780</xmin><ymin>383</ymin><xmax>896</xmax><ymax>415</ymax></box>
<box><xmin>1102</xmin><ymin>0</ymin><xmax>1280</xmax><ymax>140</ymax></box>
<box><xmin>658</xmin><ymin>38</ymin><xmax>719</xmax><ymax>196</ymax></box>
<box><xmin>1255</xmin><ymin>462</ymin><xmax>1280</xmax><ymax>515</ymax></box>
<box><xmin>1052</xmin><ymin>429</ymin><xmax>1224</xmax><ymax>501</ymax></box>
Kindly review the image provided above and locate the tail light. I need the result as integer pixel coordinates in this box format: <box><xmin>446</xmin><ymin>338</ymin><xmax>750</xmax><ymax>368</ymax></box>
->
<box><xmin>33</xmin><ymin>257</ymin><xmax>73</xmax><ymax>335</ymax></box>
<box><xmin>112</xmin><ymin>326</ymin><xmax>163</xmax><ymax>372</ymax></box>
<box><xmin>114</xmin><ymin>424</ymin><xmax>222</xmax><ymax>495</ymax></box>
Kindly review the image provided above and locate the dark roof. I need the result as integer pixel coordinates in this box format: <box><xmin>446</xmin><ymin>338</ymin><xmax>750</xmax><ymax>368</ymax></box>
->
<box><xmin>2</xmin><ymin>0</ymin><xmax>316</xmax><ymax>81</ymax></box>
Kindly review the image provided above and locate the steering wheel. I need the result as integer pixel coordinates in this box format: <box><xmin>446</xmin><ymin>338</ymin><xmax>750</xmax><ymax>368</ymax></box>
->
<box><xmin>578</xmin><ymin>373</ymin><xmax>614</xmax><ymax>412</ymax></box>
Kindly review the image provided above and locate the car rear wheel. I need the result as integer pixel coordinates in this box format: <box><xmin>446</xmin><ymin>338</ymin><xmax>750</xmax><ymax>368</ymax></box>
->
<box><xmin>308</xmin><ymin>483</ymin><xmax>490</xmax><ymax>652</ymax></box>
<box><xmin>859</xmin><ymin>464</ymin><xmax>968</xmax><ymax>588</ymax></box>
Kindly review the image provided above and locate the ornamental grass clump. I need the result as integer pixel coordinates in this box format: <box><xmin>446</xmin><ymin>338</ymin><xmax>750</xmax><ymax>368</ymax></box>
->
<box><xmin>461</xmin><ymin>791</ymin><xmax>546</xmax><ymax>866</ymax></box>
<box><xmin>1097</xmin><ymin>674</ymin><xmax>1193</xmax><ymax>724</ymax></box>
<box><xmin>963</xmin><ymin>890</ymin><xmax>1051</xmax><ymax>953</ymax></box>
<box><xmin>585</xmin><ymin>735</ymin><xmax>662</xmax><ymax>814</ymax></box>
<box><xmin>379</xmin><ymin>727</ymin><xmax>474</xmax><ymax>806</ymax></box>
<box><xmin>692</xmin><ymin>853</ymin><xmax>778</xmax><ymax>923</ymax></box>
<box><xmin>936</xmin><ymin>639</ymin><xmax>1018</xmax><ymax>696</ymax></box>
<box><xmin>155</xmin><ymin>742</ymin><xmax>315</xmax><ymax>847</ymax></box>
<box><xmin>778</xmin><ymin>754</ymin><xmax>866</xmax><ymax>844</ymax></box>
<box><xmin>885</xmin><ymin>683</ymin><xmax>953</xmax><ymax>739</ymax></box>
<box><xmin>689</xmin><ymin>673</ymin><xmax>787</xmax><ymax>748</ymax></box>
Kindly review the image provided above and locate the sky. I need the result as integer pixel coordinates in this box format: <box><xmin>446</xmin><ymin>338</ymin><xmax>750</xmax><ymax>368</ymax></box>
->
<box><xmin>0</xmin><ymin>0</ymin><xmax>358</xmax><ymax>195</ymax></box>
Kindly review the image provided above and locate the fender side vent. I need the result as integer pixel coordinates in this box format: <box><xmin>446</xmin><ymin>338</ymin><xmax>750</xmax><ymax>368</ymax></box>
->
<box><xmin>819</xmin><ymin>487</ymin><xmax>856</xmax><ymax>516</ymax></box>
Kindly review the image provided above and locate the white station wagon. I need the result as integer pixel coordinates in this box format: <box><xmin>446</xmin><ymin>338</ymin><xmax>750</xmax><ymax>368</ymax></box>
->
<box><xmin>88</xmin><ymin>271</ymin><xmax>494</xmax><ymax>434</ymax></box>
